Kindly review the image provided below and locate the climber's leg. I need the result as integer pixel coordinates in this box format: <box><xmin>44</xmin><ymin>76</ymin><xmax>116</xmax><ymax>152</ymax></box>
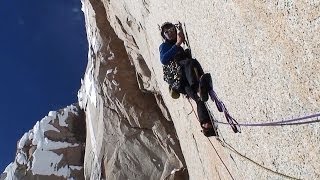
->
<box><xmin>196</xmin><ymin>100</ymin><xmax>216</xmax><ymax>137</ymax></box>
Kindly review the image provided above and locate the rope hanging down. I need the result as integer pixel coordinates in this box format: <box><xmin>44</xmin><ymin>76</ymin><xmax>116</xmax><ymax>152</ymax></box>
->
<box><xmin>207</xmin><ymin>137</ymin><xmax>300</xmax><ymax>180</ymax></box>
<box><xmin>209</xmin><ymin>90</ymin><xmax>241</xmax><ymax>133</ymax></box>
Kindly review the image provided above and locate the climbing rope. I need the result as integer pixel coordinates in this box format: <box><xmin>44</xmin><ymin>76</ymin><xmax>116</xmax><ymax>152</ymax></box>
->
<box><xmin>181</xmin><ymin>23</ymin><xmax>240</xmax><ymax>133</ymax></box>
<box><xmin>206</xmin><ymin>138</ymin><xmax>236</xmax><ymax>180</ymax></box>
<box><xmin>186</xmin><ymin>98</ymin><xmax>235</xmax><ymax>179</ymax></box>
<box><xmin>186</xmin><ymin>77</ymin><xmax>302</xmax><ymax>179</ymax></box>
<box><xmin>214</xmin><ymin>115</ymin><xmax>320</xmax><ymax>127</ymax></box>
<box><xmin>207</xmin><ymin>137</ymin><xmax>301</xmax><ymax>180</ymax></box>
<box><xmin>206</xmin><ymin>107</ymin><xmax>304</xmax><ymax>180</ymax></box>
<box><xmin>178</xmin><ymin>22</ymin><xmax>308</xmax><ymax>180</ymax></box>
<box><xmin>187</xmin><ymin>98</ymin><xmax>199</xmax><ymax>120</ymax></box>
<box><xmin>180</xmin><ymin>23</ymin><xmax>320</xmax><ymax>132</ymax></box>
<box><xmin>208</xmin><ymin>89</ymin><xmax>241</xmax><ymax>133</ymax></box>
<box><xmin>209</xmin><ymin>88</ymin><xmax>320</xmax><ymax>129</ymax></box>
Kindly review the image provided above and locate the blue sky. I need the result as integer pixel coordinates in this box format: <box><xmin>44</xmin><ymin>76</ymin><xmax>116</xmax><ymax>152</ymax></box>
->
<box><xmin>0</xmin><ymin>0</ymin><xmax>88</xmax><ymax>171</ymax></box>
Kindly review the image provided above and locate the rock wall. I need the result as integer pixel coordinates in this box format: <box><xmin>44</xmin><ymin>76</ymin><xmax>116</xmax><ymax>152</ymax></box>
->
<box><xmin>1</xmin><ymin>105</ymin><xmax>86</xmax><ymax>180</ymax></box>
<box><xmin>80</xmin><ymin>0</ymin><xmax>320</xmax><ymax>179</ymax></box>
<box><xmin>78</xmin><ymin>0</ymin><xmax>187</xmax><ymax>179</ymax></box>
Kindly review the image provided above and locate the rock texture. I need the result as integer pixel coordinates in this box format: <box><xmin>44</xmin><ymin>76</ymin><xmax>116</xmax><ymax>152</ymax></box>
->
<box><xmin>80</xmin><ymin>0</ymin><xmax>320</xmax><ymax>179</ymax></box>
<box><xmin>78</xmin><ymin>0</ymin><xmax>186</xmax><ymax>179</ymax></box>
<box><xmin>1</xmin><ymin>105</ymin><xmax>86</xmax><ymax>180</ymax></box>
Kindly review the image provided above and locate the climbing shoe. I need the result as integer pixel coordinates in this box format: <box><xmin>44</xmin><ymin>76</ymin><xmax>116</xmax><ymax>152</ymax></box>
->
<box><xmin>201</xmin><ymin>122</ymin><xmax>217</xmax><ymax>137</ymax></box>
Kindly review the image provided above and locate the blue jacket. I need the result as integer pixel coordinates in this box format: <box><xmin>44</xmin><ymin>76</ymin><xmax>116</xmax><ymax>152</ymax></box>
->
<box><xmin>159</xmin><ymin>41</ymin><xmax>184</xmax><ymax>65</ymax></box>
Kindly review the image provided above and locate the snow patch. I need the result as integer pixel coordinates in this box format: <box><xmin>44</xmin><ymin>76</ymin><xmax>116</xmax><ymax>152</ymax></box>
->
<box><xmin>83</xmin><ymin>65</ymin><xmax>98</xmax><ymax>107</ymax></box>
<box><xmin>107</xmin><ymin>50</ymin><xmax>115</xmax><ymax>60</ymax></box>
<box><xmin>3</xmin><ymin>162</ymin><xmax>17</xmax><ymax>180</ymax></box>
<box><xmin>70</xmin><ymin>166</ymin><xmax>83</xmax><ymax>170</ymax></box>
<box><xmin>48</xmin><ymin>111</ymin><xmax>57</xmax><ymax>118</ymax></box>
<box><xmin>106</xmin><ymin>69</ymin><xmax>113</xmax><ymax>75</ymax></box>
<box><xmin>57</xmin><ymin>105</ymin><xmax>78</xmax><ymax>127</ymax></box>
<box><xmin>57</xmin><ymin>112</ymin><xmax>69</xmax><ymax>127</ymax></box>
<box><xmin>80</xmin><ymin>0</ymin><xmax>85</xmax><ymax>12</ymax></box>
<box><xmin>68</xmin><ymin>105</ymin><xmax>78</xmax><ymax>114</ymax></box>
<box><xmin>29</xmin><ymin>132</ymin><xmax>34</xmax><ymax>140</ymax></box>
<box><xmin>18</xmin><ymin>133</ymin><xmax>29</xmax><ymax>149</ymax></box>
<box><xmin>32</xmin><ymin>111</ymin><xmax>79</xmax><ymax>150</ymax></box>
<box><xmin>112</xmin><ymin>80</ymin><xmax>119</xmax><ymax>86</ymax></box>
<box><xmin>3</xmin><ymin>105</ymin><xmax>82</xmax><ymax>179</ymax></box>
<box><xmin>31</xmin><ymin>149</ymin><xmax>69</xmax><ymax>177</ymax></box>
<box><xmin>43</xmin><ymin>138</ymin><xmax>78</xmax><ymax>150</ymax></box>
<box><xmin>78</xmin><ymin>79</ymin><xmax>86</xmax><ymax>109</ymax></box>
<box><xmin>16</xmin><ymin>152</ymin><xmax>27</xmax><ymax>165</ymax></box>
<box><xmin>91</xmin><ymin>36</ymin><xmax>98</xmax><ymax>53</ymax></box>
<box><xmin>171</xmin><ymin>168</ymin><xmax>180</xmax><ymax>175</ymax></box>
<box><xmin>114</xmin><ymin>67</ymin><xmax>118</xmax><ymax>74</ymax></box>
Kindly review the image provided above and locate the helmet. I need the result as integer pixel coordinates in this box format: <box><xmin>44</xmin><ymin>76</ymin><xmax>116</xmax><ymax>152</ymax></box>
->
<box><xmin>160</xmin><ymin>22</ymin><xmax>175</xmax><ymax>39</ymax></box>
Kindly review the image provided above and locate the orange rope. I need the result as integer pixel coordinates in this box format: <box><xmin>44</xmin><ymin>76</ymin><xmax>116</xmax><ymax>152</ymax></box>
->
<box><xmin>187</xmin><ymin>97</ymin><xmax>200</xmax><ymax>121</ymax></box>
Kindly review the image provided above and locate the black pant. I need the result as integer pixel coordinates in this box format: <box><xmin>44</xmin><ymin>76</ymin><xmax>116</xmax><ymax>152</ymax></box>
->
<box><xmin>178</xmin><ymin>59</ymin><xmax>210</xmax><ymax>124</ymax></box>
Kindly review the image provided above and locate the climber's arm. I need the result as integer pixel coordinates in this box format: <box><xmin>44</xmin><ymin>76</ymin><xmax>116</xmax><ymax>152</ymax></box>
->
<box><xmin>159</xmin><ymin>43</ymin><xmax>179</xmax><ymax>65</ymax></box>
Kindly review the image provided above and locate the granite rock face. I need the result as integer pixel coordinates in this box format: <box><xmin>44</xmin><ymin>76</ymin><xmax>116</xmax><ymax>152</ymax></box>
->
<box><xmin>78</xmin><ymin>0</ymin><xmax>186</xmax><ymax>179</ymax></box>
<box><xmin>80</xmin><ymin>0</ymin><xmax>319</xmax><ymax>179</ymax></box>
<box><xmin>1</xmin><ymin>105</ymin><xmax>86</xmax><ymax>180</ymax></box>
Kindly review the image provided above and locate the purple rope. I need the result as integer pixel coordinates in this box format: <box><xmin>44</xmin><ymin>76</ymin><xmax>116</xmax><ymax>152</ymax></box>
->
<box><xmin>216</xmin><ymin>118</ymin><xmax>320</xmax><ymax>126</ymax></box>
<box><xmin>208</xmin><ymin>90</ymin><xmax>320</xmax><ymax>129</ymax></box>
<box><xmin>209</xmin><ymin>90</ymin><xmax>241</xmax><ymax>133</ymax></box>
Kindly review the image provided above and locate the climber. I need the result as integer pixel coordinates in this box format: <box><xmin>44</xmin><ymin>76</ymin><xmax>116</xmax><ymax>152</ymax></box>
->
<box><xmin>159</xmin><ymin>22</ymin><xmax>216</xmax><ymax>137</ymax></box>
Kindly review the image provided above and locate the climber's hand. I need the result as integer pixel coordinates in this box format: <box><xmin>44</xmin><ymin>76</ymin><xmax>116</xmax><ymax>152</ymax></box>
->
<box><xmin>176</xmin><ymin>29</ymin><xmax>185</xmax><ymax>46</ymax></box>
<box><xmin>175</xmin><ymin>22</ymin><xmax>183</xmax><ymax>31</ymax></box>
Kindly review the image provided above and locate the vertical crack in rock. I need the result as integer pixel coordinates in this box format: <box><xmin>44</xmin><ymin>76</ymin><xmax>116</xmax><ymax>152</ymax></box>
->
<box><xmin>191</xmin><ymin>134</ymin><xmax>208</xmax><ymax>180</ymax></box>
<box><xmin>30</xmin><ymin>0</ymin><xmax>318</xmax><ymax>180</ymax></box>
<box><xmin>79</xmin><ymin>0</ymin><xmax>188</xmax><ymax>179</ymax></box>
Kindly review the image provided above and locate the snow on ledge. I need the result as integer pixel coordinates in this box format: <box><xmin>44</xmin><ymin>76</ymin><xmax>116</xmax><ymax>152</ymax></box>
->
<box><xmin>31</xmin><ymin>149</ymin><xmax>79</xmax><ymax>178</ymax></box>
<box><xmin>3</xmin><ymin>105</ymin><xmax>83</xmax><ymax>179</ymax></box>
<box><xmin>3</xmin><ymin>162</ymin><xmax>17</xmax><ymax>180</ymax></box>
